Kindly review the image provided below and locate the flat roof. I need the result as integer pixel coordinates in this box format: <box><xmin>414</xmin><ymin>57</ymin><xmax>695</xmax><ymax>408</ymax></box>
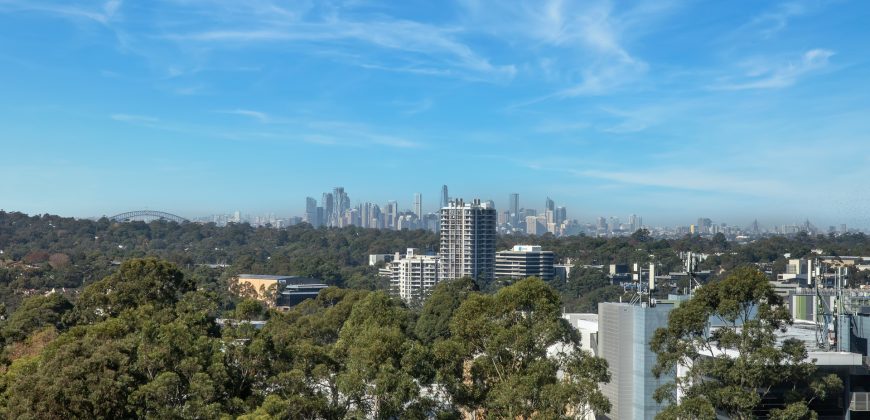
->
<box><xmin>237</xmin><ymin>274</ymin><xmax>295</xmax><ymax>280</ymax></box>
<box><xmin>238</xmin><ymin>274</ymin><xmax>323</xmax><ymax>285</ymax></box>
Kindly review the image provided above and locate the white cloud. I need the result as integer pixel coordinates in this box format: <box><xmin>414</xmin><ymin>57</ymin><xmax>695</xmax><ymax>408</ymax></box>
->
<box><xmin>0</xmin><ymin>0</ymin><xmax>122</xmax><ymax>24</ymax></box>
<box><xmin>218</xmin><ymin>109</ymin><xmax>271</xmax><ymax>123</ymax></box>
<box><xmin>471</xmin><ymin>0</ymin><xmax>674</xmax><ymax>101</ymax></box>
<box><xmin>167</xmin><ymin>17</ymin><xmax>516</xmax><ymax>80</ymax></box>
<box><xmin>744</xmin><ymin>1</ymin><xmax>810</xmax><ymax>38</ymax></box>
<box><xmin>713</xmin><ymin>49</ymin><xmax>835</xmax><ymax>90</ymax></box>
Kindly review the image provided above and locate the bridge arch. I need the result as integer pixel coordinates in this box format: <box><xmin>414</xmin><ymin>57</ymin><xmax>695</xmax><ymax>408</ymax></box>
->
<box><xmin>109</xmin><ymin>210</ymin><xmax>189</xmax><ymax>223</ymax></box>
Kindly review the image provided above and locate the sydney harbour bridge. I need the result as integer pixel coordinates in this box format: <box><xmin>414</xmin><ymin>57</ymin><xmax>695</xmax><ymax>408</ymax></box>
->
<box><xmin>108</xmin><ymin>210</ymin><xmax>188</xmax><ymax>223</ymax></box>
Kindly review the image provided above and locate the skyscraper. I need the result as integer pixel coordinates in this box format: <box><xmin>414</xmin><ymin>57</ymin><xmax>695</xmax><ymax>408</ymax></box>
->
<box><xmin>441</xmin><ymin>185</ymin><xmax>449</xmax><ymax>209</ymax></box>
<box><xmin>305</xmin><ymin>197</ymin><xmax>318</xmax><ymax>227</ymax></box>
<box><xmin>555</xmin><ymin>206</ymin><xmax>567</xmax><ymax>224</ymax></box>
<box><xmin>509</xmin><ymin>193</ymin><xmax>520</xmax><ymax>224</ymax></box>
<box><xmin>334</xmin><ymin>187</ymin><xmax>349</xmax><ymax>223</ymax></box>
<box><xmin>386</xmin><ymin>200</ymin><xmax>398</xmax><ymax>229</ymax></box>
<box><xmin>414</xmin><ymin>193</ymin><xmax>423</xmax><ymax>219</ymax></box>
<box><xmin>697</xmin><ymin>217</ymin><xmax>712</xmax><ymax>235</ymax></box>
<box><xmin>545</xmin><ymin>197</ymin><xmax>555</xmax><ymax>212</ymax></box>
<box><xmin>322</xmin><ymin>192</ymin><xmax>334</xmax><ymax>226</ymax></box>
<box><xmin>439</xmin><ymin>199</ymin><xmax>497</xmax><ymax>282</ymax></box>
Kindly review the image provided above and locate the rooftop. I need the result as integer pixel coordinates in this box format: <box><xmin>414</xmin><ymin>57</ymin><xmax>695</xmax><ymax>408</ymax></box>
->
<box><xmin>237</xmin><ymin>274</ymin><xmax>296</xmax><ymax>280</ymax></box>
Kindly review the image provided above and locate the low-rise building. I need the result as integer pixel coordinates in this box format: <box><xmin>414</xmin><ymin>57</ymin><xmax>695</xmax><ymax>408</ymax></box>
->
<box><xmin>495</xmin><ymin>245</ymin><xmax>555</xmax><ymax>281</ymax></box>
<box><xmin>234</xmin><ymin>274</ymin><xmax>325</xmax><ymax>308</ymax></box>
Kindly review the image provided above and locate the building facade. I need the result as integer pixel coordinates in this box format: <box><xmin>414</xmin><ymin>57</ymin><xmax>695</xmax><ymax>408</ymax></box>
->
<box><xmin>495</xmin><ymin>245</ymin><xmax>555</xmax><ymax>280</ymax></box>
<box><xmin>439</xmin><ymin>198</ymin><xmax>497</xmax><ymax>282</ymax></box>
<box><xmin>234</xmin><ymin>274</ymin><xmax>325</xmax><ymax>308</ymax></box>
<box><xmin>387</xmin><ymin>248</ymin><xmax>440</xmax><ymax>304</ymax></box>
<box><xmin>598</xmin><ymin>301</ymin><xmax>677</xmax><ymax>420</ymax></box>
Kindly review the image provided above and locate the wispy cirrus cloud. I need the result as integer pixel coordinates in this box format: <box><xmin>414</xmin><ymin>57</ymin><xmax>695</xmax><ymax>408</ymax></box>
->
<box><xmin>479</xmin><ymin>0</ymin><xmax>676</xmax><ymax>103</ymax></box>
<box><xmin>713</xmin><ymin>48</ymin><xmax>835</xmax><ymax>90</ymax></box>
<box><xmin>165</xmin><ymin>13</ymin><xmax>516</xmax><ymax>81</ymax></box>
<box><xmin>0</xmin><ymin>0</ymin><xmax>122</xmax><ymax>24</ymax></box>
<box><xmin>217</xmin><ymin>109</ymin><xmax>271</xmax><ymax>123</ymax></box>
<box><xmin>109</xmin><ymin>111</ymin><xmax>425</xmax><ymax>149</ymax></box>
<box><xmin>738</xmin><ymin>1</ymin><xmax>814</xmax><ymax>39</ymax></box>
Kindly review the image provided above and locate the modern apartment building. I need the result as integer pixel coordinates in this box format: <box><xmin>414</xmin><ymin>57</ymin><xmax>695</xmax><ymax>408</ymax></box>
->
<box><xmin>439</xmin><ymin>198</ymin><xmax>497</xmax><ymax>282</ymax></box>
<box><xmin>495</xmin><ymin>245</ymin><xmax>555</xmax><ymax>280</ymax></box>
<box><xmin>387</xmin><ymin>248</ymin><xmax>440</xmax><ymax>304</ymax></box>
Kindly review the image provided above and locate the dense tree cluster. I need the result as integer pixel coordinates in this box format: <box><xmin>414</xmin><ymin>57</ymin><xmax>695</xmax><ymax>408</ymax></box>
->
<box><xmin>4</xmin><ymin>211</ymin><xmax>870</xmax><ymax>314</ymax></box>
<box><xmin>0</xmin><ymin>211</ymin><xmax>438</xmax><ymax>309</ymax></box>
<box><xmin>0</xmin><ymin>258</ymin><xmax>611</xmax><ymax>419</ymax></box>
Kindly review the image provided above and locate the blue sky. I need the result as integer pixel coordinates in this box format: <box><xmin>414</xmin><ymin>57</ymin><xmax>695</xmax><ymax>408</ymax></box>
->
<box><xmin>1</xmin><ymin>0</ymin><xmax>869</xmax><ymax>228</ymax></box>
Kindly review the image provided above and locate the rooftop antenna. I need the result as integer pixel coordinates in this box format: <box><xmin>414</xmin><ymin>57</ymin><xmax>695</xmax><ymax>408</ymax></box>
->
<box><xmin>684</xmin><ymin>252</ymin><xmax>702</xmax><ymax>295</ymax></box>
<box><xmin>629</xmin><ymin>262</ymin><xmax>657</xmax><ymax>306</ymax></box>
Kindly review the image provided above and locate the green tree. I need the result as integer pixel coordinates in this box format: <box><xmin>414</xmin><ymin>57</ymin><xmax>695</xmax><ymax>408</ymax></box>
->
<box><xmin>440</xmin><ymin>277</ymin><xmax>611</xmax><ymax>419</ymax></box>
<box><xmin>650</xmin><ymin>266</ymin><xmax>843</xmax><ymax>419</ymax></box>
<box><xmin>0</xmin><ymin>259</ymin><xmax>233</xmax><ymax>419</ymax></box>
<box><xmin>415</xmin><ymin>277</ymin><xmax>477</xmax><ymax>344</ymax></box>
<box><xmin>335</xmin><ymin>292</ymin><xmax>431</xmax><ymax>418</ymax></box>
<box><xmin>69</xmin><ymin>258</ymin><xmax>194</xmax><ymax>323</ymax></box>
<box><xmin>0</xmin><ymin>293</ymin><xmax>71</xmax><ymax>345</ymax></box>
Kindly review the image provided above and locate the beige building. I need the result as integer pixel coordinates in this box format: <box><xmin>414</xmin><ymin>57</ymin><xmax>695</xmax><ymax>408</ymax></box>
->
<box><xmin>387</xmin><ymin>248</ymin><xmax>441</xmax><ymax>304</ymax></box>
<box><xmin>233</xmin><ymin>274</ymin><xmax>298</xmax><ymax>306</ymax></box>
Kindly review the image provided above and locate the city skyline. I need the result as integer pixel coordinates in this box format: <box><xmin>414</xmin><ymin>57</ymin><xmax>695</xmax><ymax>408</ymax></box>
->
<box><xmin>1</xmin><ymin>183</ymin><xmax>863</xmax><ymax>233</ymax></box>
<box><xmin>1</xmin><ymin>1</ymin><xmax>869</xmax><ymax>228</ymax></box>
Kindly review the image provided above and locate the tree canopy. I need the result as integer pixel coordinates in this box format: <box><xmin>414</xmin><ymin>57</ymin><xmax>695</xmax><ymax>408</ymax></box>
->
<box><xmin>650</xmin><ymin>266</ymin><xmax>843</xmax><ymax>419</ymax></box>
<box><xmin>0</xmin><ymin>259</ymin><xmax>614</xmax><ymax>418</ymax></box>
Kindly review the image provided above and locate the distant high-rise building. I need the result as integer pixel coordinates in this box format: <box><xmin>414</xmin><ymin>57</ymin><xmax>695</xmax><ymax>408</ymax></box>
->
<box><xmin>414</xmin><ymin>193</ymin><xmax>423</xmax><ymax>218</ymax></box>
<box><xmin>509</xmin><ymin>193</ymin><xmax>520</xmax><ymax>224</ymax></box>
<box><xmin>439</xmin><ymin>199</ymin><xmax>497</xmax><ymax>282</ymax></box>
<box><xmin>498</xmin><ymin>211</ymin><xmax>510</xmax><ymax>225</ymax></box>
<box><xmin>629</xmin><ymin>214</ymin><xmax>639</xmax><ymax>232</ymax></box>
<box><xmin>545</xmin><ymin>197</ymin><xmax>555</xmax><ymax>213</ymax></box>
<box><xmin>333</xmin><ymin>187</ymin><xmax>349</xmax><ymax>225</ymax></box>
<box><xmin>322</xmin><ymin>193</ymin><xmax>334</xmax><ymax>225</ymax></box>
<box><xmin>696</xmin><ymin>217</ymin><xmax>712</xmax><ymax>234</ymax></box>
<box><xmin>441</xmin><ymin>185</ymin><xmax>449</xmax><ymax>209</ymax></box>
<box><xmin>305</xmin><ymin>197</ymin><xmax>318</xmax><ymax>227</ymax></box>
<box><xmin>386</xmin><ymin>200</ymin><xmax>399</xmax><ymax>229</ymax></box>
<box><xmin>555</xmin><ymin>206</ymin><xmax>567</xmax><ymax>224</ymax></box>
<box><xmin>526</xmin><ymin>215</ymin><xmax>542</xmax><ymax>235</ymax></box>
<box><xmin>495</xmin><ymin>245</ymin><xmax>555</xmax><ymax>280</ymax></box>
